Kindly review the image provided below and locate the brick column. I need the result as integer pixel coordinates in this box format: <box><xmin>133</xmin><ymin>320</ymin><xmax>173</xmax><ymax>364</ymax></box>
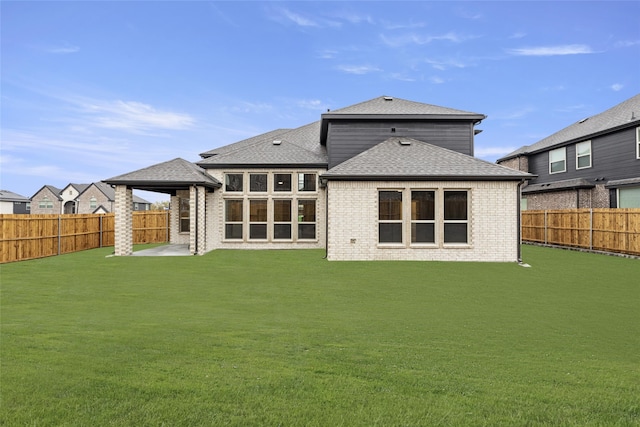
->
<box><xmin>189</xmin><ymin>186</ymin><xmax>207</xmax><ymax>255</ymax></box>
<box><xmin>170</xmin><ymin>194</ymin><xmax>180</xmax><ymax>244</ymax></box>
<box><xmin>114</xmin><ymin>185</ymin><xmax>133</xmax><ymax>256</ymax></box>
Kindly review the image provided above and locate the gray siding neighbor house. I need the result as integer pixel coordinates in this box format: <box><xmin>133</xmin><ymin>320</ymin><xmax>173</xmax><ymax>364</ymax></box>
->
<box><xmin>30</xmin><ymin>183</ymin><xmax>151</xmax><ymax>214</ymax></box>
<box><xmin>498</xmin><ymin>94</ymin><xmax>640</xmax><ymax>210</ymax></box>
<box><xmin>105</xmin><ymin>96</ymin><xmax>533</xmax><ymax>261</ymax></box>
<box><xmin>0</xmin><ymin>190</ymin><xmax>31</xmax><ymax>214</ymax></box>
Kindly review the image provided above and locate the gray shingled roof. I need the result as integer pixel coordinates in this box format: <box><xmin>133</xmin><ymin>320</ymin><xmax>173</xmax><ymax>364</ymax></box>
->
<box><xmin>325</xmin><ymin>95</ymin><xmax>485</xmax><ymax>118</ymax></box>
<box><xmin>104</xmin><ymin>158</ymin><xmax>221</xmax><ymax>191</ymax></box>
<box><xmin>499</xmin><ymin>94</ymin><xmax>640</xmax><ymax>161</ymax></box>
<box><xmin>322</xmin><ymin>138</ymin><xmax>534</xmax><ymax>181</ymax></box>
<box><xmin>199</xmin><ymin>128</ymin><xmax>291</xmax><ymax>158</ymax></box>
<box><xmin>88</xmin><ymin>182</ymin><xmax>150</xmax><ymax>204</ymax></box>
<box><xmin>522</xmin><ymin>178</ymin><xmax>594</xmax><ymax>194</ymax></box>
<box><xmin>32</xmin><ymin>185</ymin><xmax>63</xmax><ymax>200</ymax></box>
<box><xmin>0</xmin><ymin>190</ymin><xmax>30</xmax><ymax>202</ymax></box>
<box><xmin>197</xmin><ymin>121</ymin><xmax>327</xmax><ymax>168</ymax></box>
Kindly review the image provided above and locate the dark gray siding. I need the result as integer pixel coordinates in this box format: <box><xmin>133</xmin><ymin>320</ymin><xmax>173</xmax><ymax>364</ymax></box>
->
<box><xmin>528</xmin><ymin>126</ymin><xmax>640</xmax><ymax>184</ymax></box>
<box><xmin>326</xmin><ymin>120</ymin><xmax>474</xmax><ymax>168</ymax></box>
<box><xmin>13</xmin><ymin>202</ymin><xmax>30</xmax><ymax>214</ymax></box>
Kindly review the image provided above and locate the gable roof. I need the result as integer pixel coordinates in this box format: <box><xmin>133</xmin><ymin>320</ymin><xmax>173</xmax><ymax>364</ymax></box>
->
<box><xmin>31</xmin><ymin>185</ymin><xmax>63</xmax><ymax>200</ymax></box>
<box><xmin>0</xmin><ymin>190</ymin><xmax>30</xmax><ymax>202</ymax></box>
<box><xmin>322</xmin><ymin>137</ymin><xmax>534</xmax><ymax>181</ymax></box>
<box><xmin>199</xmin><ymin>128</ymin><xmax>291</xmax><ymax>159</ymax></box>
<box><xmin>197</xmin><ymin>121</ymin><xmax>327</xmax><ymax>168</ymax></box>
<box><xmin>63</xmin><ymin>183</ymin><xmax>91</xmax><ymax>194</ymax></box>
<box><xmin>324</xmin><ymin>96</ymin><xmax>485</xmax><ymax>118</ymax></box>
<box><xmin>499</xmin><ymin>93</ymin><xmax>640</xmax><ymax>161</ymax></box>
<box><xmin>104</xmin><ymin>158</ymin><xmax>221</xmax><ymax>193</ymax></box>
<box><xmin>81</xmin><ymin>182</ymin><xmax>150</xmax><ymax>204</ymax></box>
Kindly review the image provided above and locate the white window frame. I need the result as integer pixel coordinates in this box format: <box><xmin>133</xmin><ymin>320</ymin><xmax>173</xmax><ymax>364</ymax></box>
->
<box><xmin>549</xmin><ymin>147</ymin><xmax>567</xmax><ymax>174</ymax></box>
<box><xmin>410</xmin><ymin>190</ymin><xmax>436</xmax><ymax>245</ymax></box>
<box><xmin>636</xmin><ymin>127</ymin><xmax>640</xmax><ymax>160</ymax></box>
<box><xmin>576</xmin><ymin>141</ymin><xmax>592</xmax><ymax>170</ymax></box>
<box><xmin>443</xmin><ymin>190</ymin><xmax>469</xmax><ymax>245</ymax></box>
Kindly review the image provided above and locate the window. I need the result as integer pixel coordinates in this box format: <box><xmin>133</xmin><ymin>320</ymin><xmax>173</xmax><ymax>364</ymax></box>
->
<box><xmin>444</xmin><ymin>191</ymin><xmax>468</xmax><ymax>244</ymax></box>
<box><xmin>378</xmin><ymin>191</ymin><xmax>403</xmax><ymax>243</ymax></box>
<box><xmin>225</xmin><ymin>173</ymin><xmax>243</xmax><ymax>192</ymax></box>
<box><xmin>274</xmin><ymin>174</ymin><xmax>292</xmax><ymax>192</ymax></box>
<box><xmin>636</xmin><ymin>127</ymin><xmax>640</xmax><ymax>159</ymax></box>
<box><xmin>39</xmin><ymin>197</ymin><xmax>53</xmax><ymax>209</ymax></box>
<box><xmin>411</xmin><ymin>191</ymin><xmax>435</xmax><ymax>243</ymax></box>
<box><xmin>273</xmin><ymin>200</ymin><xmax>292</xmax><ymax>239</ymax></box>
<box><xmin>26</xmin><ymin>202</ymin><xmax>31</xmax><ymax>212</ymax></box>
<box><xmin>225</xmin><ymin>200</ymin><xmax>243</xmax><ymax>239</ymax></box>
<box><xmin>576</xmin><ymin>141</ymin><xmax>592</xmax><ymax>169</ymax></box>
<box><xmin>249</xmin><ymin>200</ymin><xmax>267</xmax><ymax>239</ymax></box>
<box><xmin>250</xmin><ymin>173</ymin><xmax>267</xmax><ymax>192</ymax></box>
<box><xmin>179</xmin><ymin>198</ymin><xmax>190</xmax><ymax>233</ymax></box>
<box><xmin>549</xmin><ymin>147</ymin><xmax>566</xmax><ymax>174</ymax></box>
<box><xmin>618</xmin><ymin>187</ymin><xmax>640</xmax><ymax>208</ymax></box>
<box><xmin>298</xmin><ymin>200</ymin><xmax>316</xmax><ymax>239</ymax></box>
<box><xmin>90</xmin><ymin>197</ymin><xmax>97</xmax><ymax>209</ymax></box>
<box><xmin>298</xmin><ymin>173</ymin><xmax>316</xmax><ymax>192</ymax></box>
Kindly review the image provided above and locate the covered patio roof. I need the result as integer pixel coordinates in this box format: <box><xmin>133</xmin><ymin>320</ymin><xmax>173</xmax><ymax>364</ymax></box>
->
<box><xmin>103</xmin><ymin>157</ymin><xmax>221</xmax><ymax>194</ymax></box>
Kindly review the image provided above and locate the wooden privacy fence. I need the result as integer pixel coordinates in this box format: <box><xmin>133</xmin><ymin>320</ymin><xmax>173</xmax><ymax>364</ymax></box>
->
<box><xmin>521</xmin><ymin>209</ymin><xmax>640</xmax><ymax>256</ymax></box>
<box><xmin>0</xmin><ymin>211</ymin><xmax>169</xmax><ymax>263</ymax></box>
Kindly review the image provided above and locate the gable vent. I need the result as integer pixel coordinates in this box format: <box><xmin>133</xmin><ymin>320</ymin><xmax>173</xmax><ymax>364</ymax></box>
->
<box><xmin>272</xmin><ymin>140</ymin><xmax>282</xmax><ymax>145</ymax></box>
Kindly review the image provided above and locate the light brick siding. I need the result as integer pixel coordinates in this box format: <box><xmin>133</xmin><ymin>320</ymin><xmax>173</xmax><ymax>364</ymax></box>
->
<box><xmin>498</xmin><ymin>156</ymin><xmax>528</xmax><ymax>173</ymax></box>
<box><xmin>76</xmin><ymin>186</ymin><xmax>113</xmax><ymax>213</ymax></box>
<box><xmin>30</xmin><ymin>188</ymin><xmax>61</xmax><ymax>214</ymax></box>
<box><xmin>523</xmin><ymin>185</ymin><xmax>610</xmax><ymax>210</ymax></box>
<box><xmin>326</xmin><ymin>180</ymin><xmax>520</xmax><ymax>262</ymax></box>
<box><xmin>114</xmin><ymin>185</ymin><xmax>133</xmax><ymax>256</ymax></box>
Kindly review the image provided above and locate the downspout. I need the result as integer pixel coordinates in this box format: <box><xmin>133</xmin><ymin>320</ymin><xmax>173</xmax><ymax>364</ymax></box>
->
<box><xmin>194</xmin><ymin>185</ymin><xmax>199</xmax><ymax>255</ymax></box>
<box><xmin>517</xmin><ymin>180</ymin><xmax>523</xmax><ymax>263</ymax></box>
<box><xmin>323</xmin><ymin>179</ymin><xmax>329</xmax><ymax>259</ymax></box>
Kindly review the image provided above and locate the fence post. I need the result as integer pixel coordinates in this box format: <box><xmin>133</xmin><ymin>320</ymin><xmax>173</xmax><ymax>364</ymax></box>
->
<box><xmin>589</xmin><ymin>209</ymin><xmax>593</xmax><ymax>251</ymax></box>
<box><xmin>58</xmin><ymin>215</ymin><xmax>61</xmax><ymax>255</ymax></box>
<box><xmin>544</xmin><ymin>210</ymin><xmax>548</xmax><ymax>245</ymax></box>
<box><xmin>99</xmin><ymin>215</ymin><xmax>103</xmax><ymax>248</ymax></box>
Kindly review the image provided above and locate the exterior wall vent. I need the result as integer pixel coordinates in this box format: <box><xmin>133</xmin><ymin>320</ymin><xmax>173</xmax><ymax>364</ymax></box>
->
<box><xmin>383</xmin><ymin>96</ymin><xmax>393</xmax><ymax>101</ymax></box>
<box><xmin>400</xmin><ymin>140</ymin><xmax>411</xmax><ymax>146</ymax></box>
<box><xmin>272</xmin><ymin>140</ymin><xmax>282</xmax><ymax>145</ymax></box>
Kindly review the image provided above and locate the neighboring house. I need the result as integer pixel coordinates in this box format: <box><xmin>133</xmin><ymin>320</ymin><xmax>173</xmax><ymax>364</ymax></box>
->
<box><xmin>105</xmin><ymin>96</ymin><xmax>533</xmax><ymax>261</ymax></box>
<box><xmin>498</xmin><ymin>94</ymin><xmax>640</xmax><ymax>210</ymax></box>
<box><xmin>30</xmin><ymin>182</ymin><xmax>151</xmax><ymax>214</ymax></box>
<box><xmin>0</xmin><ymin>190</ymin><xmax>31</xmax><ymax>214</ymax></box>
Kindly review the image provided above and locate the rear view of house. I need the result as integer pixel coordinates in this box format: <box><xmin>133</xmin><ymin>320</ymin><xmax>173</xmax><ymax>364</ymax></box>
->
<box><xmin>105</xmin><ymin>96</ymin><xmax>533</xmax><ymax>261</ymax></box>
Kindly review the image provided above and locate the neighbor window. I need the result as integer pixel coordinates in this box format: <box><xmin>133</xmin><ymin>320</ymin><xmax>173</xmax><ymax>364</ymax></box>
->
<box><xmin>249</xmin><ymin>173</ymin><xmax>267</xmax><ymax>192</ymax></box>
<box><xmin>274</xmin><ymin>174</ymin><xmax>292</xmax><ymax>192</ymax></box>
<box><xmin>298</xmin><ymin>200</ymin><xmax>316</xmax><ymax>239</ymax></box>
<box><xmin>39</xmin><ymin>197</ymin><xmax>53</xmax><ymax>209</ymax></box>
<box><xmin>225</xmin><ymin>200</ymin><xmax>243</xmax><ymax>239</ymax></box>
<box><xmin>249</xmin><ymin>200</ymin><xmax>267</xmax><ymax>239</ymax></box>
<box><xmin>90</xmin><ymin>197</ymin><xmax>97</xmax><ymax>209</ymax></box>
<box><xmin>576</xmin><ymin>141</ymin><xmax>592</xmax><ymax>169</ymax></box>
<box><xmin>179</xmin><ymin>198</ymin><xmax>190</xmax><ymax>233</ymax></box>
<box><xmin>411</xmin><ymin>191</ymin><xmax>435</xmax><ymax>243</ymax></box>
<box><xmin>225</xmin><ymin>173</ymin><xmax>243</xmax><ymax>192</ymax></box>
<box><xmin>636</xmin><ymin>127</ymin><xmax>640</xmax><ymax>159</ymax></box>
<box><xmin>26</xmin><ymin>202</ymin><xmax>31</xmax><ymax>212</ymax></box>
<box><xmin>379</xmin><ymin>191</ymin><xmax>403</xmax><ymax>244</ymax></box>
<box><xmin>273</xmin><ymin>199</ymin><xmax>292</xmax><ymax>239</ymax></box>
<box><xmin>298</xmin><ymin>173</ymin><xmax>316</xmax><ymax>192</ymax></box>
<box><xmin>443</xmin><ymin>191</ymin><xmax>468</xmax><ymax>244</ymax></box>
<box><xmin>549</xmin><ymin>147</ymin><xmax>566</xmax><ymax>174</ymax></box>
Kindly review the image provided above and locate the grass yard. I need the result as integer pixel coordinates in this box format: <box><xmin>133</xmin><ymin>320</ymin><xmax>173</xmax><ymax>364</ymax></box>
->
<box><xmin>1</xmin><ymin>245</ymin><xmax>638</xmax><ymax>426</ymax></box>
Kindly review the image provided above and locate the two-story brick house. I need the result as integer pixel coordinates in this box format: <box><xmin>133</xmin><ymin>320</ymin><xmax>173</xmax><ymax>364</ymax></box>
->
<box><xmin>498</xmin><ymin>94</ymin><xmax>640</xmax><ymax>210</ymax></box>
<box><xmin>105</xmin><ymin>96</ymin><xmax>533</xmax><ymax>261</ymax></box>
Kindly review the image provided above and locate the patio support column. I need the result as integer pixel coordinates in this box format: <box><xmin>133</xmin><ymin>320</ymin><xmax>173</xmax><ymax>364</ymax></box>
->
<box><xmin>169</xmin><ymin>194</ymin><xmax>180</xmax><ymax>244</ymax></box>
<box><xmin>114</xmin><ymin>185</ymin><xmax>133</xmax><ymax>256</ymax></box>
<box><xmin>189</xmin><ymin>185</ymin><xmax>206</xmax><ymax>255</ymax></box>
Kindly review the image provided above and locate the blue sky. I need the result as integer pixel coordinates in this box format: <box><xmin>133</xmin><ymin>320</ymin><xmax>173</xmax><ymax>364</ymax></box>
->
<box><xmin>2</xmin><ymin>1</ymin><xmax>639</xmax><ymax>203</ymax></box>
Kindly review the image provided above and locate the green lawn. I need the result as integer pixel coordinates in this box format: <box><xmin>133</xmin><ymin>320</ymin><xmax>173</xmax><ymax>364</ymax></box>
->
<box><xmin>1</xmin><ymin>245</ymin><xmax>638</xmax><ymax>426</ymax></box>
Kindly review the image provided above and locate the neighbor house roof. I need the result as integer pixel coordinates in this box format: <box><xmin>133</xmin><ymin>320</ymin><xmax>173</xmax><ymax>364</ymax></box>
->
<box><xmin>64</xmin><ymin>183</ymin><xmax>91</xmax><ymax>194</ymax></box>
<box><xmin>104</xmin><ymin>158</ymin><xmax>221</xmax><ymax>193</ymax></box>
<box><xmin>31</xmin><ymin>185</ymin><xmax>63</xmax><ymax>200</ymax></box>
<box><xmin>322</xmin><ymin>138</ymin><xmax>534</xmax><ymax>181</ymax></box>
<box><xmin>0</xmin><ymin>190</ymin><xmax>30</xmax><ymax>202</ymax></box>
<box><xmin>197</xmin><ymin>121</ymin><xmax>327</xmax><ymax>168</ymax></box>
<box><xmin>83</xmin><ymin>182</ymin><xmax>150</xmax><ymax>204</ymax></box>
<box><xmin>499</xmin><ymin>93</ymin><xmax>640</xmax><ymax>161</ymax></box>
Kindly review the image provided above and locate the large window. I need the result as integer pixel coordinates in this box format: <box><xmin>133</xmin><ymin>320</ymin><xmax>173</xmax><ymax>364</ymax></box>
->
<box><xmin>273</xmin><ymin>200</ymin><xmax>292</xmax><ymax>239</ymax></box>
<box><xmin>549</xmin><ymin>147</ymin><xmax>566</xmax><ymax>174</ymax></box>
<box><xmin>250</xmin><ymin>174</ymin><xmax>267</xmax><ymax>192</ymax></box>
<box><xmin>411</xmin><ymin>191</ymin><xmax>435</xmax><ymax>243</ymax></box>
<box><xmin>39</xmin><ymin>197</ymin><xmax>53</xmax><ymax>209</ymax></box>
<box><xmin>298</xmin><ymin>173</ymin><xmax>316</xmax><ymax>192</ymax></box>
<box><xmin>443</xmin><ymin>191</ymin><xmax>468</xmax><ymax>244</ymax></box>
<box><xmin>298</xmin><ymin>200</ymin><xmax>316</xmax><ymax>239</ymax></box>
<box><xmin>378</xmin><ymin>189</ymin><xmax>469</xmax><ymax>246</ymax></box>
<box><xmin>576</xmin><ymin>141</ymin><xmax>592</xmax><ymax>169</ymax></box>
<box><xmin>379</xmin><ymin>191</ymin><xmax>403</xmax><ymax>243</ymax></box>
<box><xmin>274</xmin><ymin>174</ymin><xmax>292</xmax><ymax>192</ymax></box>
<box><xmin>179</xmin><ymin>198</ymin><xmax>190</xmax><ymax>233</ymax></box>
<box><xmin>225</xmin><ymin>200</ymin><xmax>243</xmax><ymax>239</ymax></box>
<box><xmin>249</xmin><ymin>200</ymin><xmax>267</xmax><ymax>239</ymax></box>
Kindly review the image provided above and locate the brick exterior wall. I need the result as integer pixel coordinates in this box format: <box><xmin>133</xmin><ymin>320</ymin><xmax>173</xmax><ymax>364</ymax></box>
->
<box><xmin>498</xmin><ymin>156</ymin><xmax>528</xmax><ymax>173</ymax></box>
<box><xmin>75</xmin><ymin>185</ymin><xmax>114</xmax><ymax>213</ymax></box>
<box><xmin>326</xmin><ymin>180</ymin><xmax>520</xmax><ymax>262</ymax></box>
<box><xmin>114</xmin><ymin>185</ymin><xmax>133</xmax><ymax>256</ymax></box>
<box><xmin>170</xmin><ymin>192</ymin><xmax>190</xmax><ymax>245</ymax></box>
<box><xmin>30</xmin><ymin>187</ymin><xmax>61</xmax><ymax>214</ymax></box>
<box><xmin>523</xmin><ymin>184</ymin><xmax>610</xmax><ymax>210</ymax></box>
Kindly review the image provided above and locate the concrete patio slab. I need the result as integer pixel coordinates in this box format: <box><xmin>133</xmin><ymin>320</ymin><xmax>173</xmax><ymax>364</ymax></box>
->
<box><xmin>132</xmin><ymin>244</ymin><xmax>190</xmax><ymax>256</ymax></box>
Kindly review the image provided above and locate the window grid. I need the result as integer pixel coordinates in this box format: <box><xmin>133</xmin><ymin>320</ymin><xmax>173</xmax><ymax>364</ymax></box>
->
<box><xmin>576</xmin><ymin>141</ymin><xmax>592</xmax><ymax>169</ymax></box>
<box><xmin>549</xmin><ymin>147</ymin><xmax>566</xmax><ymax>174</ymax></box>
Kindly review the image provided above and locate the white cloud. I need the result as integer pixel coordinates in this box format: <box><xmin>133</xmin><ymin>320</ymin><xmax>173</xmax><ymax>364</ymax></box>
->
<box><xmin>295</xmin><ymin>99</ymin><xmax>327</xmax><ymax>110</ymax></box>
<box><xmin>611</xmin><ymin>83</ymin><xmax>624</xmax><ymax>91</ymax></box>
<box><xmin>390</xmin><ymin>73</ymin><xmax>416</xmax><ymax>82</ymax></box>
<box><xmin>336</xmin><ymin>64</ymin><xmax>382</xmax><ymax>75</ymax></box>
<box><xmin>277</xmin><ymin>8</ymin><xmax>320</xmax><ymax>27</ymax></box>
<box><xmin>425</xmin><ymin>58</ymin><xmax>471</xmax><ymax>71</ymax></box>
<box><xmin>614</xmin><ymin>39</ymin><xmax>640</xmax><ymax>48</ymax></box>
<box><xmin>380</xmin><ymin>32</ymin><xmax>475</xmax><ymax>48</ymax></box>
<box><xmin>507</xmin><ymin>44</ymin><xmax>595</xmax><ymax>56</ymax></box>
<box><xmin>81</xmin><ymin>100</ymin><xmax>195</xmax><ymax>132</ymax></box>
<box><xmin>45</xmin><ymin>43</ymin><xmax>80</xmax><ymax>54</ymax></box>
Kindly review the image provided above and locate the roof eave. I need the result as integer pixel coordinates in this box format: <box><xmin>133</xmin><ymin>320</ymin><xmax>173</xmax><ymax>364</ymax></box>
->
<box><xmin>197</xmin><ymin>162</ymin><xmax>328</xmax><ymax>169</ymax></box>
<box><xmin>320</xmin><ymin>174</ymin><xmax>534</xmax><ymax>182</ymax></box>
